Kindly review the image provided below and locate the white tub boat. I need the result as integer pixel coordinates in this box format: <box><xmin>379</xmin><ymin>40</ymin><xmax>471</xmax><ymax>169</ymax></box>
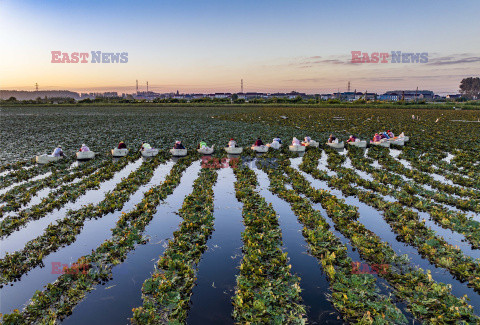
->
<box><xmin>388</xmin><ymin>138</ymin><xmax>405</xmax><ymax>146</ymax></box>
<box><xmin>326</xmin><ymin>141</ymin><xmax>345</xmax><ymax>149</ymax></box>
<box><xmin>303</xmin><ymin>140</ymin><xmax>319</xmax><ymax>147</ymax></box>
<box><xmin>370</xmin><ymin>141</ymin><xmax>390</xmax><ymax>148</ymax></box>
<box><xmin>170</xmin><ymin>148</ymin><xmax>187</xmax><ymax>157</ymax></box>
<box><xmin>36</xmin><ymin>155</ymin><xmax>63</xmax><ymax>164</ymax></box>
<box><xmin>266</xmin><ymin>142</ymin><xmax>282</xmax><ymax>149</ymax></box>
<box><xmin>225</xmin><ymin>147</ymin><xmax>243</xmax><ymax>154</ymax></box>
<box><xmin>76</xmin><ymin>151</ymin><xmax>95</xmax><ymax>160</ymax></box>
<box><xmin>141</xmin><ymin>149</ymin><xmax>159</xmax><ymax>157</ymax></box>
<box><xmin>348</xmin><ymin>140</ymin><xmax>367</xmax><ymax>148</ymax></box>
<box><xmin>251</xmin><ymin>145</ymin><xmax>268</xmax><ymax>153</ymax></box>
<box><xmin>289</xmin><ymin>145</ymin><xmax>306</xmax><ymax>152</ymax></box>
<box><xmin>111</xmin><ymin>148</ymin><xmax>129</xmax><ymax>157</ymax></box>
<box><xmin>198</xmin><ymin>145</ymin><xmax>215</xmax><ymax>155</ymax></box>
<box><xmin>398</xmin><ymin>132</ymin><xmax>409</xmax><ymax>142</ymax></box>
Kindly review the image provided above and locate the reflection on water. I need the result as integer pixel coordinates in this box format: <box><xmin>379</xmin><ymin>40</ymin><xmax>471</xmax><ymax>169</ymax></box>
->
<box><xmin>187</xmin><ymin>167</ymin><xmax>244</xmax><ymax>324</ymax></box>
<box><xmin>0</xmin><ymin>159</ymin><xmax>143</xmax><ymax>258</ymax></box>
<box><xmin>292</xmin><ymin>161</ymin><xmax>480</xmax><ymax>314</ymax></box>
<box><xmin>61</xmin><ymin>162</ymin><xmax>202</xmax><ymax>325</ymax></box>
<box><xmin>253</xmin><ymin>166</ymin><xmax>341</xmax><ymax>324</ymax></box>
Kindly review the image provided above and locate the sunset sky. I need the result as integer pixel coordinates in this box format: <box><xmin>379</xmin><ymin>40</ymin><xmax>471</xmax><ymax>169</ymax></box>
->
<box><xmin>1</xmin><ymin>0</ymin><xmax>479</xmax><ymax>94</ymax></box>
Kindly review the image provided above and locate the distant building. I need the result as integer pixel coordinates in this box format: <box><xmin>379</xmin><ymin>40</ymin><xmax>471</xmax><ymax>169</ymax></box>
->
<box><xmin>214</xmin><ymin>93</ymin><xmax>232</xmax><ymax>99</ymax></box>
<box><xmin>446</xmin><ymin>94</ymin><xmax>461</xmax><ymax>99</ymax></box>
<box><xmin>384</xmin><ymin>90</ymin><xmax>434</xmax><ymax>101</ymax></box>
<box><xmin>331</xmin><ymin>91</ymin><xmax>377</xmax><ymax>101</ymax></box>
<box><xmin>321</xmin><ymin>94</ymin><xmax>333</xmax><ymax>100</ymax></box>
<box><xmin>379</xmin><ymin>93</ymin><xmax>400</xmax><ymax>101</ymax></box>
<box><xmin>244</xmin><ymin>92</ymin><xmax>266</xmax><ymax>100</ymax></box>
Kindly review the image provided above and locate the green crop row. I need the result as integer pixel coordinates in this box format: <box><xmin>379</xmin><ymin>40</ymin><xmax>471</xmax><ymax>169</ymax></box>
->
<box><xmin>0</xmin><ymin>155</ymin><xmax>137</xmax><ymax>239</ymax></box>
<box><xmin>344</xmin><ymin>147</ymin><xmax>480</xmax><ymax>249</ymax></box>
<box><xmin>132</xmin><ymin>167</ymin><xmax>218</xmax><ymax>324</ymax></box>
<box><xmin>0</xmin><ymin>158</ymin><xmax>35</xmax><ymax>174</ymax></box>
<box><xmin>0</xmin><ymin>158</ymin><xmax>108</xmax><ymax>216</ymax></box>
<box><xmin>369</xmin><ymin>146</ymin><xmax>480</xmax><ymax>200</ymax></box>
<box><xmin>256</xmin><ymin>157</ymin><xmax>407</xmax><ymax>324</ymax></box>
<box><xmin>0</xmin><ymin>156</ymin><xmax>197</xmax><ymax>324</ymax></box>
<box><xmin>230</xmin><ymin>165</ymin><xmax>307</xmax><ymax>324</ymax></box>
<box><xmin>0</xmin><ymin>153</ymin><xmax>167</xmax><ymax>284</ymax></box>
<box><xmin>0</xmin><ymin>157</ymin><xmax>74</xmax><ymax>190</ymax></box>
<box><xmin>302</xmin><ymin>148</ymin><xmax>480</xmax><ymax>295</ymax></box>
<box><xmin>283</xmin><ymin>149</ymin><xmax>479</xmax><ymax>323</ymax></box>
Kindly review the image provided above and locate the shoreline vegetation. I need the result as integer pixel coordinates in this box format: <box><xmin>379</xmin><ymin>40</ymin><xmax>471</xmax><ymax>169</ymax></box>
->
<box><xmin>1</xmin><ymin>101</ymin><xmax>480</xmax><ymax>110</ymax></box>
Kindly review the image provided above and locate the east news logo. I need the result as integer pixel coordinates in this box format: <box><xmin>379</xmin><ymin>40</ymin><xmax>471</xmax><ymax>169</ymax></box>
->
<box><xmin>351</xmin><ymin>51</ymin><xmax>428</xmax><ymax>63</ymax></box>
<box><xmin>51</xmin><ymin>51</ymin><xmax>128</xmax><ymax>63</ymax></box>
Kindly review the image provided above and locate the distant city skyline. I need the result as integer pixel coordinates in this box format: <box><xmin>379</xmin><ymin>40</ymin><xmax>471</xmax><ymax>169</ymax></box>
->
<box><xmin>1</xmin><ymin>0</ymin><xmax>479</xmax><ymax>95</ymax></box>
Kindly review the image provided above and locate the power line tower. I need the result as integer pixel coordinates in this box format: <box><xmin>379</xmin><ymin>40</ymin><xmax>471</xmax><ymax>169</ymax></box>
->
<box><xmin>241</xmin><ymin>79</ymin><xmax>244</xmax><ymax>93</ymax></box>
<box><xmin>147</xmin><ymin>81</ymin><xmax>149</xmax><ymax>93</ymax></box>
<box><xmin>347</xmin><ymin>81</ymin><xmax>350</xmax><ymax>92</ymax></box>
<box><xmin>35</xmin><ymin>83</ymin><xmax>38</xmax><ymax>92</ymax></box>
<box><xmin>136</xmin><ymin>80</ymin><xmax>138</xmax><ymax>95</ymax></box>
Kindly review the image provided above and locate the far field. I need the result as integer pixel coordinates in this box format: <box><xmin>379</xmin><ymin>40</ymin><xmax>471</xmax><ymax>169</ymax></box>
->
<box><xmin>1</xmin><ymin>105</ymin><xmax>479</xmax><ymax>162</ymax></box>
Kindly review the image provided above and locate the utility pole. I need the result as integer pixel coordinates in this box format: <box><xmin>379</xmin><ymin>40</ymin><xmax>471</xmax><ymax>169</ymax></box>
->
<box><xmin>347</xmin><ymin>81</ymin><xmax>350</xmax><ymax>92</ymax></box>
<box><xmin>147</xmin><ymin>81</ymin><xmax>149</xmax><ymax>93</ymax></box>
<box><xmin>415</xmin><ymin>86</ymin><xmax>418</xmax><ymax>102</ymax></box>
<box><xmin>35</xmin><ymin>83</ymin><xmax>38</xmax><ymax>92</ymax></box>
<box><xmin>241</xmin><ymin>79</ymin><xmax>244</xmax><ymax>93</ymax></box>
<box><xmin>136</xmin><ymin>80</ymin><xmax>138</xmax><ymax>95</ymax></box>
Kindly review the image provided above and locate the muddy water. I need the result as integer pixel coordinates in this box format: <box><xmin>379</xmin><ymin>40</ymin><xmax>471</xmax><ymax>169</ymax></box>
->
<box><xmin>0</xmin><ymin>159</ymin><xmax>143</xmax><ymax>258</ymax></box>
<box><xmin>187</xmin><ymin>167</ymin><xmax>244</xmax><ymax>325</ymax></box>
<box><xmin>0</xmin><ymin>161</ymin><xmax>175</xmax><ymax>315</ymax></box>
<box><xmin>61</xmin><ymin>161</ymin><xmax>202</xmax><ymax>325</ymax></box>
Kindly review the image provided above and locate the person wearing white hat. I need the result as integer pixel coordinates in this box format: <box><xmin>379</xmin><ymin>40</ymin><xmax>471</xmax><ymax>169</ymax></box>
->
<box><xmin>79</xmin><ymin>144</ymin><xmax>90</xmax><ymax>152</ymax></box>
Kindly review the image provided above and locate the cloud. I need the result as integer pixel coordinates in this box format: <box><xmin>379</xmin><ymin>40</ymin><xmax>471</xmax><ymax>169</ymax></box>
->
<box><xmin>428</xmin><ymin>54</ymin><xmax>480</xmax><ymax>66</ymax></box>
<box><xmin>291</xmin><ymin>55</ymin><xmax>352</xmax><ymax>67</ymax></box>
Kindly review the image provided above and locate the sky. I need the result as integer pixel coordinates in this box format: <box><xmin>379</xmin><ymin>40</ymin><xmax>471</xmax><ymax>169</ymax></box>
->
<box><xmin>0</xmin><ymin>0</ymin><xmax>479</xmax><ymax>95</ymax></box>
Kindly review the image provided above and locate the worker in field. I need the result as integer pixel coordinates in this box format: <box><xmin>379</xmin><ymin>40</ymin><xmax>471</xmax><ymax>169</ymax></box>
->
<box><xmin>197</xmin><ymin>140</ymin><xmax>207</xmax><ymax>149</ymax></box>
<box><xmin>254</xmin><ymin>138</ymin><xmax>264</xmax><ymax>146</ymax></box>
<box><xmin>328</xmin><ymin>134</ymin><xmax>337</xmax><ymax>143</ymax></box>
<box><xmin>52</xmin><ymin>145</ymin><xmax>64</xmax><ymax>157</ymax></box>
<box><xmin>292</xmin><ymin>137</ymin><xmax>301</xmax><ymax>145</ymax></box>
<box><xmin>347</xmin><ymin>135</ymin><xmax>357</xmax><ymax>143</ymax></box>
<box><xmin>387</xmin><ymin>130</ymin><xmax>394</xmax><ymax>138</ymax></box>
<box><xmin>273</xmin><ymin>136</ymin><xmax>282</xmax><ymax>144</ymax></box>
<box><xmin>173</xmin><ymin>140</ymin><xmax>185</xmax><ymax>149</ymax></box>
<box><xmin>118</xmin><ymin>141</ymin><xmax>127</xmax><ymax>149</ymax></box>
<box><xmin>228</xmin><ymin>138</ymin><xmax>237</xmax><ymax>147</ymax></box>
<box><xmin>373</xmin><ymin>133</ymin><xmax>381</xmax><ymax>142</ymax></box>
<box><xmin>79</xmin><ymin>144</ymin><xmax>90</xmax><ymax>152</ymax></box>
<box><xmin>141</xmin><ymin>142</ymin><xmax>151</xmax><ymax>151</ymax></box>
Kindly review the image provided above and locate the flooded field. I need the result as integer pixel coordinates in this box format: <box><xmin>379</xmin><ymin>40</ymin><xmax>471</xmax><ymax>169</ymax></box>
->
<box><xmin>1</xmin><ymin>106</ymin><xmax>480</xmax><ymax>324</ymax></box>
